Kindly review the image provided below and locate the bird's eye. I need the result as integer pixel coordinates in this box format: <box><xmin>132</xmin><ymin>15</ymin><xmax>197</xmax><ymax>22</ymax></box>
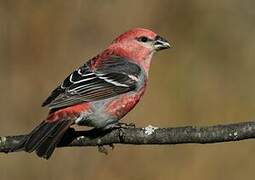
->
<box><xmin>137</xmin><ymin>36</ymin><xmax>150</xmax><ymax>43</ymax></box>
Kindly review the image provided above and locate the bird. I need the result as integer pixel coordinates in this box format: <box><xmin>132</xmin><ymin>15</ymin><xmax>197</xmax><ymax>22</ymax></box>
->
<box><xmin>17</xmin><ymin>28</ymin><xmax>172</xmax><ymax>159</ymax></box>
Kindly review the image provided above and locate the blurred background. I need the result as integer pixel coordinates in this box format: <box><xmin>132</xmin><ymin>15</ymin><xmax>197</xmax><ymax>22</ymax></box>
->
<box><xmin>1</xmin><ymin>0</ymin><xmax>255</xmax><ymax>179</ymax></box>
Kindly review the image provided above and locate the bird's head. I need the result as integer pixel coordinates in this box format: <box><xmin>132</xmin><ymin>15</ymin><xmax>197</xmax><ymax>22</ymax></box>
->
<box><xmin>112</xmin><ymin>28</ymin><xmax>172</xmax><ymax>52</ymax></box>
<box><xmin>109</xmin><ymin>28</ymin><xmax>172</xmax><ymax>72</ymax></box>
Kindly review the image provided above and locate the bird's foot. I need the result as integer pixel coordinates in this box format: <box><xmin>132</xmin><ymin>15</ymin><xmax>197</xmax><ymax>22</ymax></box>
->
<box><xmin>112</xmin><ymin>122</ymin><xmax>136</xmax><ymax>129</ymax></box>
<box><xmin>102</xmin><ymin>122</ymin><xmax>136</xmax><ymax>131</ymax></box>
<box><xmin>122</xmin><ymin>122</ymin><xmax>136</xmax><ymax>128</ymax></box>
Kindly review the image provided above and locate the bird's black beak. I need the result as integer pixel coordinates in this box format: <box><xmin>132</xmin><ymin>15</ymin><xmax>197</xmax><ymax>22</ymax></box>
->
<box><xmin>154</xmin><ymin>35</ymin><xmax>173</xmax><ymax>51</ymax></box>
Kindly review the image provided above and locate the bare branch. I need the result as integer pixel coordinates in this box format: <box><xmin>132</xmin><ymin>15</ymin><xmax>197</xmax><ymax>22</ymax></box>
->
<box><xmin>1</xmin><ymin>121</ymin><xmax>255</xmax><ymax>153</ymax></box>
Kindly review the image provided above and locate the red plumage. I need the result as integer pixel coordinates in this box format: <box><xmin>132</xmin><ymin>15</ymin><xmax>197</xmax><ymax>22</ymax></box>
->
<box><xmin>17</xmin><ymin>28</ymin><xmax>172</xmax><ymax>159</ymax></box>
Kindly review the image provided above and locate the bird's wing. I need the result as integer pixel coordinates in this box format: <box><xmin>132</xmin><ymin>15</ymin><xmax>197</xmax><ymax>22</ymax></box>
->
<box><xmin>42</xmin><ymin>56</ymin><xmax>142</xmax><ymax>109</ymax></box>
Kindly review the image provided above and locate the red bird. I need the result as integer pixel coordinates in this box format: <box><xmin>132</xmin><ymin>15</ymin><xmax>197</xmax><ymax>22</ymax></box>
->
<box><xmin>21</xmin><ymin>28</ymin><xmax>172</xmax><ymax>159</ymax></box>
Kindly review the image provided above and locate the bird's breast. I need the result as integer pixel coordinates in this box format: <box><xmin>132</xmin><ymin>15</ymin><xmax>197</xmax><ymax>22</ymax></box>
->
<box><xmin>104</xmin><ymin>87</ymin><xmax>146</xmax><ymax>119</ymax></box>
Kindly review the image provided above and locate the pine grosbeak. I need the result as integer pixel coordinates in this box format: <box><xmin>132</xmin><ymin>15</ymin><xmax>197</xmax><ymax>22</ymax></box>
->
<box><xmin>19</xmin><ymin>28</ymin><xmax>172</xmax><ymax>159</ymax></box>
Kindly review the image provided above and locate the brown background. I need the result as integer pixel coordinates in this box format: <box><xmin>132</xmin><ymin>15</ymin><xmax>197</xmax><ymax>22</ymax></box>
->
<box><xmin>1</xmin><ymin>0</ymin><xmax>255</xmax><ymax>180</ymax></box>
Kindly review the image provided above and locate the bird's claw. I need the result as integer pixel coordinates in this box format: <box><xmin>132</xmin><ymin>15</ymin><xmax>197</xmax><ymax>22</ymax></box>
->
<box><xmin>115</xmin><ymin>122</ymin><xmax>136</xmax><ymax>129</ymax></box>
<box><xmin>102</xmin><ymin>122</ymin><xmax>136</xmax><ymax>131</ymax></box>
<box><xmin>126</xmin><ymin>123</ymin><xmax>136</xmax><ymax>128</ymax></box>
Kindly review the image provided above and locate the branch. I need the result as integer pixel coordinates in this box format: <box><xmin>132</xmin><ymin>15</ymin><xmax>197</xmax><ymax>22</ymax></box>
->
<box><xmin>1</xmin><ymin>121</ymin><xmax>255</xmax><ymax>153</ymax></box>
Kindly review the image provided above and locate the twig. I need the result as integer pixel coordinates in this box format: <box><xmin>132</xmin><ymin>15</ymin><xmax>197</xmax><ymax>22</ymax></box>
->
<box><xmin>1</xmin><ymin>121</ymin><xmax>255</xmax><ymax>153</ymax></box>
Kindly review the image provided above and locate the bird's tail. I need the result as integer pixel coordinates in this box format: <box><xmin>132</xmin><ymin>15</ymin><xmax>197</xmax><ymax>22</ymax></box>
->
<box><xmin>13</xmin><ymin>120</ymin><xmax>73</xmax><ymax>159</ymax></box>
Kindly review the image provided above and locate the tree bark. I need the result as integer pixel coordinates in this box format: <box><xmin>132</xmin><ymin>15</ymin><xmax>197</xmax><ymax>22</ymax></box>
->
<box><xmin>1</xmin><ymin>121</ymin><xmax>255</xmax><ymax>153</ymax></box>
